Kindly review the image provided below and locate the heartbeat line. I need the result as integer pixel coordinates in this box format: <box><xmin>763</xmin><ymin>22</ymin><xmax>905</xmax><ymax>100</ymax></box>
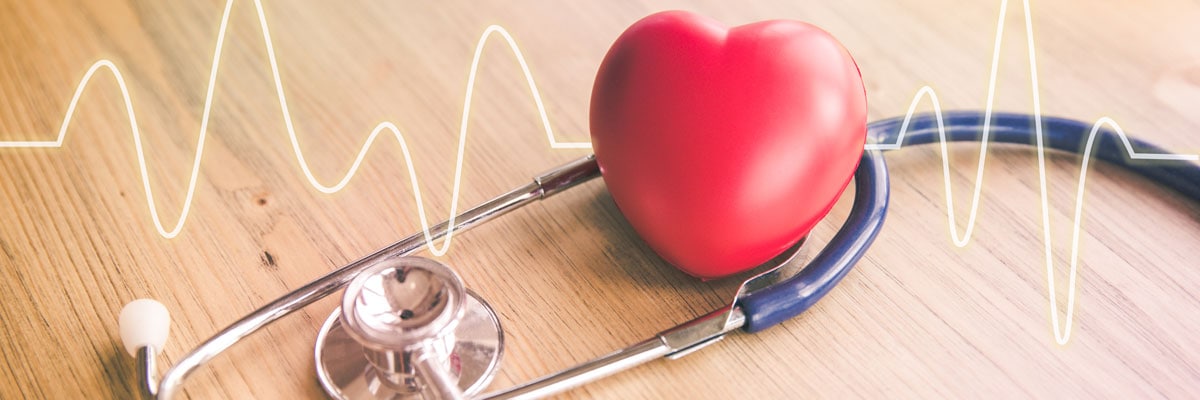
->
<box><xmin>1</xmin><ymin>0</ymin><xmax>1195</xmax><ymax>345</ymax></box>
<box><xmin>865</xmin><ymin>0</ymin><xmax>1197</xmax><ymax>345</ymax></box>
<box><xmin>0</xmin><ymin>0</ymin><xmax>590</xmax><ymax>257</ymax></box>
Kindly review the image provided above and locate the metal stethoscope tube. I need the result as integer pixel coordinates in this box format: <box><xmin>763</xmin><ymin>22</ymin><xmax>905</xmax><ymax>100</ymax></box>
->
<box><xmin>136</xmin><ymin>154</ymin><xmax>602</xmax><ymax>399</ymax></box>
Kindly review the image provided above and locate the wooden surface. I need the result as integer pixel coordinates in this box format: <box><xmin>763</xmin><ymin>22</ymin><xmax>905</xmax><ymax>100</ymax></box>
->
<box><xmin>2</xmin><ymin>0</ymin><xmax>1199</xmax><ymax>398</ymax></box>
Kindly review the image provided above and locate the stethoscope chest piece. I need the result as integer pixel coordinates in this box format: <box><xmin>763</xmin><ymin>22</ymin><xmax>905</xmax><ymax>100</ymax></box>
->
<box><xmin>314</xmin><ymin>257</ymin><xmax>503</xmax><ymax>399</ymax></box>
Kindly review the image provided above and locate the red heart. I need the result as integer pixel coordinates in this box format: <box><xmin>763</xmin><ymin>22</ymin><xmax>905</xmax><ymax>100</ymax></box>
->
<box><xmin>590</xmin><ymin>11</ymin><xmax>867</xmax><ymax>279</ymax></box>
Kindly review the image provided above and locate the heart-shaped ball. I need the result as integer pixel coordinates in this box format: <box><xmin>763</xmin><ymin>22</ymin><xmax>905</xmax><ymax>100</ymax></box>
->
<box><xmin>590</xmin><ymin>11</ymin><xmax>867</xmax><ymax>279</ymax></box>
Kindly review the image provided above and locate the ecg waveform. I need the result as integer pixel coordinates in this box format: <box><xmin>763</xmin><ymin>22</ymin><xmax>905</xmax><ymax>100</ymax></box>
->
<box><xmin>1</xmin><ymin>0</ymin><xmax>1196</xmax><ymax>345</ymax></box>
<box><xmin>0</xmin><ymin>0</ymin><xmax>590</xmax><ymax>257</ymax></box>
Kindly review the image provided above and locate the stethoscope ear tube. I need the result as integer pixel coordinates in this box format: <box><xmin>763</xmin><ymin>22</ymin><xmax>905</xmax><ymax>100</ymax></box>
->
<box><xmin>739</xmin><ymin>147</ymin><xmax>891</xmax><ymax>333</ymax></box>
<box><xmin>874</xmin><ymin>111</ymin><xmax>1200</xmax><ymax>200</ymax></box>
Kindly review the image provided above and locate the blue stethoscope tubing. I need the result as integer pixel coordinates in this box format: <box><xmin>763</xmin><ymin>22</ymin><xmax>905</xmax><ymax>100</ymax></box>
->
<box><xmin>740</xmin><ymin>110</ymin><xmax>1200</xmax><ymax>333</ymax></box>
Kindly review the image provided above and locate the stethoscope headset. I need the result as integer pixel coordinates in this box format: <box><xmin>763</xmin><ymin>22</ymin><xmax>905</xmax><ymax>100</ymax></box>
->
<box><xmin>116</xmin><ymin>110</ymin><xmax>1200</xmax><ymax>399</ymax></box>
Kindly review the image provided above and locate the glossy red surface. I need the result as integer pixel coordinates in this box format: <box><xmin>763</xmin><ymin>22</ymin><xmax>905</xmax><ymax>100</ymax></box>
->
<box><xmin>590</xmin><ymin>11</ymin><xmax>867</xmax><ymax>278</ymax></box>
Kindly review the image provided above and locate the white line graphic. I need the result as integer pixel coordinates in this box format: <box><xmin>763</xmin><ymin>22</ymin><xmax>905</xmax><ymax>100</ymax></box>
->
<box><xmin>0</xmin><ymin>0</ymin><xmax>590</xmax><ymax>257</ymax></box>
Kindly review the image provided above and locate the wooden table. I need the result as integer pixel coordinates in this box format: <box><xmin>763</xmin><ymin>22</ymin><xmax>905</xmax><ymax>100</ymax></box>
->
<box><xmin>2</xmin><ymin>0</ymin><xmax>1198</xmax><ymax>398</ymax></box>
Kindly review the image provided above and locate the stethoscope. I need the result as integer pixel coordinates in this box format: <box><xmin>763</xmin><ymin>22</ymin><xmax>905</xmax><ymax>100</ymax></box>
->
<box><xmin>116</xmin><ymin>111</ymin><xmax>1200</xmax><ymax>399</ymax></box>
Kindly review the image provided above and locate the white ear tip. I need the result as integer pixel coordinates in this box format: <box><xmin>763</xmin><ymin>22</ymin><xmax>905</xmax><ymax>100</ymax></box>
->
<box><xmin>119</xmin><ymin>299</ymin><xmax>170</xmax><ymax>357</ymax></box>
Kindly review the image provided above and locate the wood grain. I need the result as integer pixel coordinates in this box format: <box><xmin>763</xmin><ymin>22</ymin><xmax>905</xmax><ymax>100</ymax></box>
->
<box><xmin>2</xmin><ymin>0</ymin><xmax>1199</xmax><ymax>398</ymax></box>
